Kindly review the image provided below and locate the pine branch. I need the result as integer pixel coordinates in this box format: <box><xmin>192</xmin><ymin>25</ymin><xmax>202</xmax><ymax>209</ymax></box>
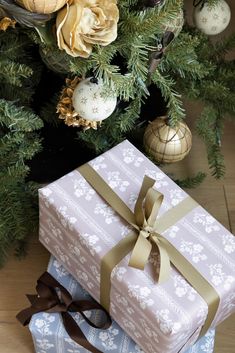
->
<box><xmin>174</xmin><ymin>172</ymin><xmax>206</xmax><ymax>188</ymax></box>
<box><xmin>0</xmin><ymin>28</ymin><xmax>32</xmax><ymax>61</ymax></box>
<box><xmin>119</xmin><ymin>0</ymin><xmax>184</xmax><ymax>40</ymax></box>
<box><xmin>0</xmin><ymin>99</ymin><xmax>43</xmax><ymax>131</ymax></box>
<box><xmin>78</xmin><ymin>94</ymin><xmax>143</xmax><ymax>152</ymax></box>
<box><xmin>113</xmin><ymin>95</ymin><xmax>143</xmax><ymax>133</ymax></box>
<box><xmin>207</xmin><ymin>144</ymin><xmax>225</xmax><ymax>179</ymax></box>
<box><xmin>163</xmin><ymin>32</ymin><xmax>210</xmax><ymax>79</ymax></box>
<box><xmin>0</xmin><ymin>60</ymin><xmax>33</xmax><ymax>87</ymax></box>
<box><xmin>152</xmin><ymin>70</ymin><xmax>185</xmax><ymax>125</ymax></box>
<box><xmin>0</xmin><ymin>182</ymin><xmax>39</xmax><ymax>266</ymax></box>
<box><xmin>196</xmin><ymin>106</ymin><xmax>225</xmax><ymax>178</ymax></box>
<box><xmin>91</xmin><ymin>46</ymin><xmax>136</xmax><ymax>100</ymax></box>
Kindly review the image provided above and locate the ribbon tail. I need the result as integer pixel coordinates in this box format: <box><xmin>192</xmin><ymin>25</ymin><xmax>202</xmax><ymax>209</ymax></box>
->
<box><xmin>152</xmin><ymin>236</ymin><xmax>171</xmax><ymax>283</ymax></box>
<box><xmin>26</xmin><ymin>294</ymin><xmax>38</xmax><ymax>305</ymax></box>
<box><xmin>129</xmin><ymin>233</ymin><xmax>152</xmax><ymax>270</ymax></box>
<box><xmin>16</xmin><ymin>305</ymin><xmax>43</xmax><ymax>326</ymax></box>
<box><xmin>100</xmin><ymin>232</ymin><xmax>137</xmax><ymax>311</ymax></box>
<box><xmin>134</xmin><ymin>175</ymin><xmax>156</xmax><ymax>227</ymax></box>
<box><xmin>61</xmin><ymin>312</ymin><xmax>103</xmax><ymax>353</ymax></box>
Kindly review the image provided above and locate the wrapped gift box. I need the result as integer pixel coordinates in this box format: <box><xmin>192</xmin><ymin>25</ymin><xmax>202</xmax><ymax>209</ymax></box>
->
<box><xmin>29</xmin><ymin>256</ymin><xmax>216</xmax><ymax>353</ymax></box>
<box><xmin>39</xmin><ymin>140</ymin><xmax>235</xmax><ymax>353</ymax></box>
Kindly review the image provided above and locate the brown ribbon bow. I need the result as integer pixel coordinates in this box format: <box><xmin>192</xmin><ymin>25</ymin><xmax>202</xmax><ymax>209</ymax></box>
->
<box><xmin>148</xmin><ymin>31</ymin><xmax>175</xmax><ymax>75</ymax></box>
<box><xmin>16</xmin><ymin>272</ymin><xmax>112</xmax><ymax>353</ymax></box>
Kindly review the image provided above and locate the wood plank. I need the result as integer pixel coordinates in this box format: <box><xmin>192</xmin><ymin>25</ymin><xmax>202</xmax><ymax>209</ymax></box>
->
<box><xmin>186</xmin><ymin>184</ymin><xmax>230</xmax><ymax>230</ymax></box>
<box><xmin>214</xmin><ymin>314</ymin><xmax>235</xmax><ymax>353</ymax></box>
<box><xmin>224</xmin><ymin>185</ymin><xmax>235</xmax><ymax>234</ymax></box>
<box><xmin>0</xmin><ymin>311</ymin><xmax>34</xmax><ymax>353</ymax></box>
<box><xmin>0</xmin><ymin>243</ymin><xmax>49</xmax><ymax>311</ymax></box>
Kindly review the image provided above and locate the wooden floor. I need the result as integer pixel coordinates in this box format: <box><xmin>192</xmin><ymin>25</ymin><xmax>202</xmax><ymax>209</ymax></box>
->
<box><xmin>1</xmin><ymin>1</ymin><xmax>235</xmax><ymax>352</ymax></box>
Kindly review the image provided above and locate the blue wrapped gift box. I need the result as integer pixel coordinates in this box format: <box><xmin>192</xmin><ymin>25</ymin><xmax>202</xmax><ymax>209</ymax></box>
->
<box><xmin>29</xmin><ymin>257</ymin><xmax>216</xmax><ymax>353</ymax></box>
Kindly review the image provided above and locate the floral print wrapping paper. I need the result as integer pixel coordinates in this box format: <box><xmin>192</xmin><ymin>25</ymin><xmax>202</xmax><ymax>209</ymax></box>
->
<box><xmin>39</xmin><ymin>140</ymin><xmax>235</xmax><ymax>353</ymax></box>
<box><xmin>29</xmin><ymin>256</ymin><xmax>216</xmax><ymax>353</ymax></box>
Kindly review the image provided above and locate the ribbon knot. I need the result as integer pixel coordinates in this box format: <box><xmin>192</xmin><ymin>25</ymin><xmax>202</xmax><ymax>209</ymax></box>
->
<box><xmin>128</xmin><ymin>176</ymin><xmax>171</xmax><ymax>283</ymax></box>
<box><xmin>139</xmin><ymin>229</ymin><xmax>151</xmax><ymax>239</ymax></box>
<box><xmin>17</xmin><ymin>272</ymin><xmax>111</xmax><ymax>353</ymax></box>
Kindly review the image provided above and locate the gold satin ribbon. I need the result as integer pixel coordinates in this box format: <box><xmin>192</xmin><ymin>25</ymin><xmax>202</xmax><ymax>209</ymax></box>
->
<box><xmin>78</xmin><ymin>163</ymin><xmax>220</xmax><ymax>337</ymax></box>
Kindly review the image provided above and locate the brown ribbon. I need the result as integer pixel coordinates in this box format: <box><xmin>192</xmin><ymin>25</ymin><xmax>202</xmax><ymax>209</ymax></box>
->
<box><xmin>16</xmin><ymin>272</ymin><xmax>111</xmax><ymax>353</ymax></box>
<box><xmin>148</xmin><ymin>31</ymin><xmax>175</xmax><ymax>75</ymax></box>
<box><xmin>78</xmin><ymin>163</ymin><xmax>220</xmax><ymax>338</ymax></box>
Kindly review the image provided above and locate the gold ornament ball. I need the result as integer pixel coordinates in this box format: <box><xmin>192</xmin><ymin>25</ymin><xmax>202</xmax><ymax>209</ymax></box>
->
<box><xmin>16</xmin><ymin>0</ymin><xmax>67</xmax><ymax>14</ymax></box>
<box><xmin>143</xmin><ymin>117</ymin><xmax>192</xmax><ymax>163</ymax></box>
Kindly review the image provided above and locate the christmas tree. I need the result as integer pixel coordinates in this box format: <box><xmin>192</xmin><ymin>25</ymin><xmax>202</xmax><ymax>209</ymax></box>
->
<box><xmin>0</xmin><ymin>0</ymin><xmax>234</xmax><ymax>265</ymax></box>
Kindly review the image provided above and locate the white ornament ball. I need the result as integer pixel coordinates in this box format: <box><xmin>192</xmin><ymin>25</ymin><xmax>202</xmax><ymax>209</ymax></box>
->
<box><xmin>72</xmin><ymin>78</ymin><xmax>117</xmax><ymax>122</ymax></box>
<box><xmin>193</xmin><ymin>0</ymin><xmax>231</xmax><ymax>36</ymax></box>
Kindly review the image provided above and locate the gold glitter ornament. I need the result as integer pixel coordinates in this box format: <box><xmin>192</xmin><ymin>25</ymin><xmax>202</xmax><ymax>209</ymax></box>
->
<box><xmin>143</xmin><ymin>117</ymin><xmax>192</xmax><ymax>163</ymax></box>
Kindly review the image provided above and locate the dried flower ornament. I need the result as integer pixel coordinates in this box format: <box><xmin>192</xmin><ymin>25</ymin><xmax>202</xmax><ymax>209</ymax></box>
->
<box><xmin>56</xmin><ymin>0</ymin><xmax>119</xmax><ymax>57</ymax></box>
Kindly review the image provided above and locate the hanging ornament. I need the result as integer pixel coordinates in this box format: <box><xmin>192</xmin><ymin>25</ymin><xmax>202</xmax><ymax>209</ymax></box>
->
<box><xmin>57</xmin><ymin>77</ymin><xmax>117</xmax><ymax>130</ymax></box>
<box><xmin>193</xmin><ymin>0</ymin><xmax>231</xmax><ymax>36</ymax></box>
<box><xmin>16</xmin><ymin>0</ymin><xmax>67</xmax><ymax>14</ymax></box>
<box><xmin>143</xmin><ymin>116</ymin><xmax>192</xmax><ymax>163</ymax></box>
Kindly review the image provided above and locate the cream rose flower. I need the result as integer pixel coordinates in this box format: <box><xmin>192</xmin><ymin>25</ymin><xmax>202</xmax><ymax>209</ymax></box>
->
<box><xmin>56</xmin><ymin>0</ymin><xmax>119</xmax><ymax>58</ymax></box>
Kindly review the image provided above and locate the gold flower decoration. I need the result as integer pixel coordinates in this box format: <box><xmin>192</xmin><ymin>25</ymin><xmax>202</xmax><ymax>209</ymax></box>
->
<box><xmin>0</xmin><ymin>17</ymin><xmax>16</xmax><ymax>31</ymax></box>
<box><xmin>56</xmin><ymin>0</ymin><xmax>119</xmax><ymax>58</ymax></box>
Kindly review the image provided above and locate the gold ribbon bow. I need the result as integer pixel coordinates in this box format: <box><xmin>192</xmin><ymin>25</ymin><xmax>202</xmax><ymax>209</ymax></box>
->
<box><xmin>128</xmin><ymin>176</ymin><xmax>171</xmax><ymax>283</ymax></box>
<box><xmin>78</xmin><ymin>164</ymin><xmax>220</xmax><ymax>338</ymax></box>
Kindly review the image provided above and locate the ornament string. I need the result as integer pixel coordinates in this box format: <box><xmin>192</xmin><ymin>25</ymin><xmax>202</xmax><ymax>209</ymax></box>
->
<box><xmin>193</xmin><ymin>0</ymin><xmax>206</xmax><ymax>10</ymax></box>
<box><xmin>16</xmin><ymin>271</ymin><xmax>111</xmax><ymax>353</ymax></box>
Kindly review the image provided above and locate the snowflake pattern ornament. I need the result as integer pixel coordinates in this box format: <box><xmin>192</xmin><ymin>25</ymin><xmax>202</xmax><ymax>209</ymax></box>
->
<box><xmin>193</xmin><ymin>0</ymin><xmax>231</xmax><ymax>36</ymax></box>
<box><xmin>57</xmin><ymin>77</ymin><xmax>117</xmax><ymax>129</ymax></box>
